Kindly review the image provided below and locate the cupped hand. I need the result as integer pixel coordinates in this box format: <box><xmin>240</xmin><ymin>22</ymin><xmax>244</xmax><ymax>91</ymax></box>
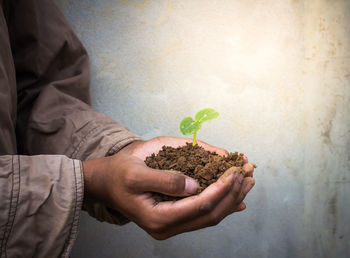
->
<box><xmin>83</xmin><ymin>136</ymin><xmax>255</xmax><ymax>240</ymax></box>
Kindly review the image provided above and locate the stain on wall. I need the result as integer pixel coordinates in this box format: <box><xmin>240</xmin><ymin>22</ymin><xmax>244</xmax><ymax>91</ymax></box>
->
<box><xmin>57</xmin><ymin>0</ymin><xmax>350</xmax><ymax>257</ymax></box>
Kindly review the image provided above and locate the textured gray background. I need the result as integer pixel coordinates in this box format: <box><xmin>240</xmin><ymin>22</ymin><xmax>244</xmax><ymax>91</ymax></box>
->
<box><xmin>56</xmin><ymin>0</ymin><xmax>350</xmax><ymax>257</ymax></box>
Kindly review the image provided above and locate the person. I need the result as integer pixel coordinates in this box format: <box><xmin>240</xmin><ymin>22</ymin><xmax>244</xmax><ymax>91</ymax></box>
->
<box><xmin>0</xmin><ymin>0</ymin><xmax>255</xmax><ymax>257</ymax></box>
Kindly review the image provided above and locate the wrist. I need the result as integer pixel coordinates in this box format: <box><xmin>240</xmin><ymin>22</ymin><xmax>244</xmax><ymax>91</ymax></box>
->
<box><xmin>82</xmin><ymin>158</ymin><xmax>108</xmax><ymax>202</ymax></box>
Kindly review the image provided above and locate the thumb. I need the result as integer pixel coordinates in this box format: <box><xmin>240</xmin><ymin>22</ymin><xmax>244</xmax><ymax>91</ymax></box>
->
<box><xmin>136</xmin><ymin>167</ymin><xmax>199</xmax><ymax>197</ymax></box>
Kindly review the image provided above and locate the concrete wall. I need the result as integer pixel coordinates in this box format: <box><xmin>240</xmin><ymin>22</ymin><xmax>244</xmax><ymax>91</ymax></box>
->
<box><xmin>56</xmin><ymin>0</ymin><xmax>350</xmax><ymax>257</ymax></box>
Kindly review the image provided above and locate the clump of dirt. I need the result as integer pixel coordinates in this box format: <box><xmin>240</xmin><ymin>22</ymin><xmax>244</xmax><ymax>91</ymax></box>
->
<box><xmin>145</xmin><ymin>143</ymin><xmax>245</xmax><ymax>202</ymax></box>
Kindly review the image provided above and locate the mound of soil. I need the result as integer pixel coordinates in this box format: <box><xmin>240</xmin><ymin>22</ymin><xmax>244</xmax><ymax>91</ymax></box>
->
<box><xmin>145</xmin><ymin>143</ymin><xmax>245</xmax><ymax>202</ymax></box>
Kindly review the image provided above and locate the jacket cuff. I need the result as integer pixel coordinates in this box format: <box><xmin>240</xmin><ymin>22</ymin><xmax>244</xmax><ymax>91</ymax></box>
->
<box><xmin>68</xmin><ymin>111</ymin><xmax>142</xmax><ymax>161</ymax></box>
<box><xmin>71</xmin><ymin>114</ymin><xmax>142</xmax><ymax>225</ymax></box>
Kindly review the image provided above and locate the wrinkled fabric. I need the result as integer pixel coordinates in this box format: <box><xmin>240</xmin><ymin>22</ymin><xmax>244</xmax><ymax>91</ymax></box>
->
<box><xmin>0</xmin><ymin>155</ymin><xmax>83</xmax><ymax>257</ymax></box>
<box><xmin>0</xmin><ymin>0</ymin><xmax>141</xmax><ymax>257</ymax></box>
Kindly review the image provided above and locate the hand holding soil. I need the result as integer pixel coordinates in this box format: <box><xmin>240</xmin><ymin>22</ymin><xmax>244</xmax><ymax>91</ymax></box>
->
<box><xmin>146</xmin><ymin>109</ymin><xmax>256</xmax><ymax>202</ymax></box>
<box><xmin>145</xmin><ymin>143</ymin><xmax>252</xmax><ymax>202</ymax></box>
<box><xmin>83</xmin><ymin>136</ymin><xmax>255</xmax><ymax>240</ymax></box>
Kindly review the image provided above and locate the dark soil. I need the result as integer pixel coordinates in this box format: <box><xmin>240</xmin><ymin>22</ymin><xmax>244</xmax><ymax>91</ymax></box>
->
<box><xmin>144</xmin><ymin>143</ymin><xmax>245</xmax><ymax>202</ymax></box>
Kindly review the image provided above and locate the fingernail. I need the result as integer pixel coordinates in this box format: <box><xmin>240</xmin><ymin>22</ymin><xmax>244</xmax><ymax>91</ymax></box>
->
<box><xmin>243</xmin><ymin>182</ymin><xmax>254</xmax><ymax>195</ymax></box>
<box><xmin>185</xmin><ymin>178</ymin><xmax>198</xmax><ymax>194</ymax></box>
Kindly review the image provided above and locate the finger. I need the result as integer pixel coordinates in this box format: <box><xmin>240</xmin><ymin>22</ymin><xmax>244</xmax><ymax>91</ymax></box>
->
<box><xmin>172</xmin><ymin>176</ymin><xmax>252</xmax><ymax>232</ymax></box>
<box><xmin>231</xmin><ymin>169</ymin><xmax>245</xmax><ymax>197</ymax></box>
<box><xmin>140</xmin><ymin>168</ymin><xmax>245</xmax><ymax>239</ymax></box>
<box><xmin>243</xmin><ymin>163</ymin><xmax>255</xmax><ymax>177</ymax></box>
<box><xmin>243</xmin><ymin>155</ymin><xmax>248</xmax><ymax>164</ymax></box>
<box><xmin>216</xmin><ymin>178</ymin><xmax>253</xmax><ymax>217</ymax></box>
<box><xmin>235</xmin><ymin>177</ymin><xmax>255</xmax><ymax>205</ymax></box>
<box><xmin>203</xmin><ymin>177</ymin><xmax>250</xmax><ymax>217</ymax></box>
<box><xmin>129</xmin><ymin>164</ymin><xmax>199</xmax><ymax>196</ymax></box>
<box><xmin>145</xmin><ymin>167</ymin><xmax>240</xmax><ymax>225</ymax></box>
<box><xmin>197</xmin><ymin>140</ymin><xmax>229</xmax><ymax>157</ymax></box>
<box><xmin>150</xmin><ymin>182</ymin><xmax>245</xmax><ymax>239</ymax></box>
<box><xmin>234</xmin><ymin>202</ymin><xmax>246</xmax><ymax>212</ymax></box>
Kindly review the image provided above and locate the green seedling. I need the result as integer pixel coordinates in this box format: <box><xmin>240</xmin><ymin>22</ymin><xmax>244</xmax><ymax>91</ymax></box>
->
<box><xmin>179</xmin><ymin>108</ymin><xmax>219</xmax><ymax>146</ymax></box>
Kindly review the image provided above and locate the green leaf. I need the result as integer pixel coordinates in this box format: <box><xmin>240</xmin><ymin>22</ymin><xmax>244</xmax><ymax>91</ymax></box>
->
<box><xmin>195</xmin><ymin>108</ymin><xmax>219</xmax><ymax>124</ymax></box>
<box><xmin>179</xmin><ymin>117</ymin><xmax>201</xmax><ymax>135</ymax></box>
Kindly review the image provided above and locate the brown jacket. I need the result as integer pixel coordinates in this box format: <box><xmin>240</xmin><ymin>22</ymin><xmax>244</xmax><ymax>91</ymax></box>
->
<box><xmin>0</xmin><ymin>0</ymin><xmax>140</xmax><ymax>257</ymax></box>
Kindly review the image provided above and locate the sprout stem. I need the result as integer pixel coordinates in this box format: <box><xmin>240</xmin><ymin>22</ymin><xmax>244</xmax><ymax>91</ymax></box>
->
<box><xmin>192</xmin><ymin>131</ymin><xmax>197</xmax><ymax>146</ymax></box>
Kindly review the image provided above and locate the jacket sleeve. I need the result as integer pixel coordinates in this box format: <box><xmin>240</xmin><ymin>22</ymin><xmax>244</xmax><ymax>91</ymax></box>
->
<box><xmin>25</xmin><ymin>85</ymin><xmax>142</xmax><ymax>226</ymax></box>
<box><xmin>0</xmin><ymin>0</ymin><xmax>142</xmax><ymax>257</ymax></box>
<box><xmin>0</xmin><ymin>155</ymin><xmax>83</xmax><ymax>258</ymax></box>
<box><xmin>6</xmin><ymin>0</ymin><xmax>141</xmax><ymax>231</ymax></box>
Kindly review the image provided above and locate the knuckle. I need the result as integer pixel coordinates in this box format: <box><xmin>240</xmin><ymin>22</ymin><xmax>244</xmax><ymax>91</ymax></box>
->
<box><xmin>234</xmin><ymin>178</ymin><xmax>243</xmax><ymax>191</ymax></box>
<box><xmin>145</xmin><ymin>221</ymin><xmax>165</xmax><ymax>234</ymax></box>
<box><xmin>150</xmin><ymin>232</ymin><xmax>168</xmax><ymax>241</ymax></box>
<box><xmin>198</xmin><ymin>200</ymin><xmax>214</xmax><ymax>215</ymax></box>
<box><xmin>245</xmin><ymin>163</ymin><xmax>254</xmax><ymax>172</ymax></box>
<box><xmin>232</xmin><ymin>185</ymin><xmax>241</xmax><ymax>195</ymax></box>
<box><xmin>222</xmin><ymin>180</ymin><xmax>233</xmax><ymax>194</ymax></box>
<box><xmin>208</xmin><ymin>212</ymin><xmax>222</xmax><ymax>226</ymax></box>
<box><xmin>143</xmin><ymin>215</ymin><xmax>169</xmax><ymax>234</ymax></box>
<box><xmin>237</xmin><ymin>192</ymin><xmax>246</xmax><ymax>203</ymax></box>
<box><xmin>250</xmin><ymin>179</ymin><xmax>256</xmax><ymax>187</ymax></box>
<box><xmin>124</xmin><ymin>168</ymin><xmax>139</xmax><ymax>188</ymax></box>
<box><xmin>226</xmin><ymin>180</ymin><xmax>234</xmax><ymax>191</ymax></box>
<box><xmin>154</xmin><ymin>136</ymin><xmax>165</xmax><ymax>143</ymax></box>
